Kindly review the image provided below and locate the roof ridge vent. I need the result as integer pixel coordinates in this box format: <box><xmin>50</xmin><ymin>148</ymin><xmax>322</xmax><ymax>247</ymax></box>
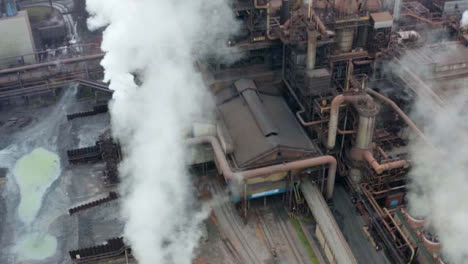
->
<box><xmin>234</xmin><ymin>79</ymin><xmax>279</xmax><ymax>137</ymax></box>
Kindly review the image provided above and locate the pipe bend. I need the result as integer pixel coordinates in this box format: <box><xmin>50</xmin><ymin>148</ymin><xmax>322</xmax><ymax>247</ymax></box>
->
<box><xmin>327</xmin><ymin>93</ymin><xmax>373</xmax><ymax>149</ymax></box>
<box><xmin>363</xmin><ymin>150</ymin><xmax>407</xmax><ymax>174</ymax></box>
<box><xmin>296</xmin><ymin>110</ymin><xmax>327</xmax><ymax>126</ymax></box>
<box><xmin>367</xmin><ymin>88</ymin><xmax>431</xmax><ymax>145</ymax></box>
<box><xmin>187</xmin><ymin>136</ymin><xmax>338</xmax><ymax>200</ymax></box>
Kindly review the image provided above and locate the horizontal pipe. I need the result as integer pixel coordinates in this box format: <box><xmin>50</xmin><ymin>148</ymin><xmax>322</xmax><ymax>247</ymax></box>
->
<box><xmin>296</xmin><ymin>110</ymin><xmax>327</xmax><ymax>126</ymax></box>
<box><xmin>363</xmin><ymin>150</ymin><xmax>407</xmax><ymax>174</ymax></box>
<box><xmin>402</xmin><ymin>13</ymin><xmax>445</xmax><ymax>26</ymax></box>
<box><xmin>0</xmin><ymin>53</ymin><xmax>105</xmax><ymax>75</ymax></box>
<box><xmin>187</xmin><ymin>136</ymin><xmax>337</xmax><ymax>200</ymax></box>
<box><xmin>337</xmin><ymin>128</ymin><xmax>355</xmax><ymax>135</ymax></box>
<box><xmin>327</xmin><ymin>94</ymin><xmax>373</xmax><ymax>149</ymax></box>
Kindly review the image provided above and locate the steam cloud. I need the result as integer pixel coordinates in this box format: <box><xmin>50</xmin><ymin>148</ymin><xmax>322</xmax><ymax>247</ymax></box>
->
<box><xmin>85</xmin><ymin>1</ymin><xmax>238</xmax><ymax>263</ymax></box>
<box><xmin>408</xmin><ymin>89</ymin><xmax>468</xmax><ymax>263</ymax></box>
<box><xmin>462</xmin><ymin>10</ymin><xmax>468</xmax><ymax>27</ymax></box>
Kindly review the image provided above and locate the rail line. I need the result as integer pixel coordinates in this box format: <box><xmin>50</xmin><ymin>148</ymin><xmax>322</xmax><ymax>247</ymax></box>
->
<box><xmin>209</xmin><ymin>180</ymin><xmax>261</xmax><ymax>264</ymax></box>
<box><xmin>271</xmin><ymin>203</ymin><xmax>307</xmax><ymax>264</ymax></box>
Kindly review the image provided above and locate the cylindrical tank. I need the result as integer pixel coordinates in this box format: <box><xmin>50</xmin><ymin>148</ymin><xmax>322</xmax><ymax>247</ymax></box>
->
<box><xmin>356</xmin><ymin>116</ymin><xmax>376</xmax><ymax>149</ymax></box>
<box><xmin>336</xmin><ymin>28</ymin><xmax>355</xmax><ymax>52</ymax></box>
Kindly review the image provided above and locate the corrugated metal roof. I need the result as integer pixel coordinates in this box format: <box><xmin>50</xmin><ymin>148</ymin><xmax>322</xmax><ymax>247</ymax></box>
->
<box><xmin>218</xmin><ymin>79</ymin><xmax>320</xmax><ymax>168</ymax></box>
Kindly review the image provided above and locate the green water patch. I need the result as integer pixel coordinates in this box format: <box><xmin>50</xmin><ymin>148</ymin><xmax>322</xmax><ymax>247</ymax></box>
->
<box><xmin>13</xmin><ymin>147</ymin><xmax>61</xmax><ymax>224</ymax></box>
<box><xmin>15</xmin><ymin>232</ymin><xmax>57</xmax><ymax>260</ymax></box>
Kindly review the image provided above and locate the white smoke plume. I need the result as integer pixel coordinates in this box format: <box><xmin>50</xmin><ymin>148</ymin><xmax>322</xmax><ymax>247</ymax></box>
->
<box><xmin>408</xmin><ymin>88</ymin><xmax>468</xmax><ymax>263</ymax></box>
<box><xmin>462</xmin><ymin>10</ymin><xmax>468</xmax><ymax>27</ymax></box>
<box><xmin>85</xmin><ymin>1</ymin><xmax>238</xmax><ymax>263</ymax></box>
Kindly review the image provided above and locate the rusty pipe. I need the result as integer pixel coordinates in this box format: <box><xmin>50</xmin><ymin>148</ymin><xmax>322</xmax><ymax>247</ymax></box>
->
<box><xmin>187</xmin><ymin>136</ymin><xmax>338</xmax><ymax>200</ymax></box>
<box><xmin>402</xmin><ymin>13</ymin><xmax>445</xmax><ymax>26</ymax></box>
<box><xmin>384</xmin><ymin>208</ymin><xmax>415</xmax><ymax>264</ymax></box>
<box><xmin>363</xmin><ymin>151</ymin><xmax>407</xmax><ymax>174</ymax></box>
<box><xmin>337</xmin><ymin>128</ymin><xmax>355</xmax><ymax>134</ymax></box>
<box><xmin>296</xmin><ymin>110</ymin><xmax>327</xmax><ymax>126</ymax></box>
<box><xmin>376</xmin><ymin>145</ymin><xmax>389</xmax><ymax>159</ymax></box>
<box><xmin>367</xmin><ymin>89</ymin><xmax>430</xmax><ymax>144</ymax></box>
<box><xmin>310</xmin><ymin>9</ymin><xmax>329</xmax><ymax>38</ymax></box>
<box><xmin>253</xmin><ymin>0</ymin><xmax>277</xmax><ymax>40</ymax></box>
<box><xmin>327</xmin><ymin>94</ymin><xmax>373</xmax><ymax>149</ymax></box>
<box><xmin>0</xmin><ymin>53</ymin><xmax>105</xmax><ymax>75</ymax></box>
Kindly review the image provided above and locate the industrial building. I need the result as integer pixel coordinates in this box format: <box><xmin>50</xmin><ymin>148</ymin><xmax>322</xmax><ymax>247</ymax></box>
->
<box><xmin>0</xmin><ymin>0</ymin><xmax>467</xmax><ymax>263</ymax></box>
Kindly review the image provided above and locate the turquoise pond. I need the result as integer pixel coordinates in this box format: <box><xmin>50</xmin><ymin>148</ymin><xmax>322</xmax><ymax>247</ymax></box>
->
<box><xmin>13</xmin><ymin>147</ymin><xmax>60</xmax><ymax>260</ymax></box>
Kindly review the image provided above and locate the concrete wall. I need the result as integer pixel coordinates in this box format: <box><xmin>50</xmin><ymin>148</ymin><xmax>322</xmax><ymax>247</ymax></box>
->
<box><xmin>0</xmin><ymin>11</ymin><xmax>36</xmax><ymax>68</ymax></box>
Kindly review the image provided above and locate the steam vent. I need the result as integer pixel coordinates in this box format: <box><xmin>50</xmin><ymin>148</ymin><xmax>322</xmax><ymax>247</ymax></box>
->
<box><xmin>0</xmin><ymin>0</ymin><xmax>468</xmax><ymax>263</ymax></box>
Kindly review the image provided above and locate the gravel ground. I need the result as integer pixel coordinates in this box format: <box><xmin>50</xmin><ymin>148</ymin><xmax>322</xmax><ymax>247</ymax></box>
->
<box><xmin>0</xmin><ymin>88</ymin><xmax>121</xmax><ymax>264</ymax></box>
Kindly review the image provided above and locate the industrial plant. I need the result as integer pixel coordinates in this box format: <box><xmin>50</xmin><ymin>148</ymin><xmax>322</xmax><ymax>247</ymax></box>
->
<box><xmin>0</xmin><ymin>0</ymin><xmax>467</xmax><ymax>263</ymax></box>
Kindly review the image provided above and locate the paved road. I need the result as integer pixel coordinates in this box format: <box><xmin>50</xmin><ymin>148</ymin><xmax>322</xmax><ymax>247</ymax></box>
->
<box><xmin>333</xmin><ymin>185</ymin><xmax>392</xmax><ymax>264</ymax></box>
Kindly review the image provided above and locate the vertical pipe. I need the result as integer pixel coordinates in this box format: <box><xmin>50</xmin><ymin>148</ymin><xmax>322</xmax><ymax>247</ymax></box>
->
<box><xmin>306</xmin><ymin>29</ymin><xmax>318</xmax><ymax>70</ymax></box>
<box><xmin>393</xmin><ymin>0</ymin><xmax>401</xmax><ymax>21</ymax></box>
<box><xmin>355</xmin><ymin>116</ymin><xmax>376</xmax><ymax>150</ymax></box>
<box><xmin>280</xmin><ymin>0</ymin><xmax>290</xmax><ymax>24</ymax></box>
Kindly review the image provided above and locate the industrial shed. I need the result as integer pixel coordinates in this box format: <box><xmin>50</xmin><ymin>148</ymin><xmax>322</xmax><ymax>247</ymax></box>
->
<box><xmin>217</xmin><ymin>79</ymin><xmax>322</xmax><ymax>169</ymax></box>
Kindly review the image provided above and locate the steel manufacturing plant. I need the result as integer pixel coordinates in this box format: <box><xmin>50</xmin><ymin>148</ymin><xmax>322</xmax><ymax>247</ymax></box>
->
<box><xmin>1</xmin><ymin>0</ymin><xmax>468</xmax><ymax>263</ymax></box>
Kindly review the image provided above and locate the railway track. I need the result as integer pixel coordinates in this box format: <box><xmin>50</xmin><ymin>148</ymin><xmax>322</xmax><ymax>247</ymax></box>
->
<box><xmin>271</xmin><ymin>203</ymin><xmax>307</xmax><ymax>264</ymax></box>
<box><xmin>209</xmin><ymin>180</ymin><xmax>262</xmax><ymax>264</ymax></box>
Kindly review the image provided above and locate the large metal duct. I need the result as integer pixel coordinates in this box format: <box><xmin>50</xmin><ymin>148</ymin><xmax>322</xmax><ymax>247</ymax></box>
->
<box><xmin>186</xmin><ymin>136</ymin><xmax>338</xmax><ymax>200</ymax></box>
<box><xmin>367</xmin><ymin>88</ymin><xmax>430</xmax><ymax>145</ymax></box>
<box><xmin>328</xmin><ymin>93</ymin><xmax>409</xmax><ymax>174</ymax></box>
<box><xmin>301</xmin><ymin>180</ymin><xmax>358</xmax><ymax>264</ymax></box>
<box><xmin>327</xmin><ymin>93</ymin><xmax>374</xmax><ymax>149</ymax></box>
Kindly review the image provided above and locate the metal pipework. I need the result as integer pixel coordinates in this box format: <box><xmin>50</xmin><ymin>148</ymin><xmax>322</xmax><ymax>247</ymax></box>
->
<box><xmin>384</xmin><ymin>208</ymin><xmax>415</xmax><ymax>263</ymax></box>
<box><xmin>187</xmin><ymin>136</ymin><xmax>338</xmax><ymax>200</ymax></box>
<box><xmin>327</xmin><ymin>94</ymin><xmax>374</xmax><ymax>149</ymax></box>
<box><xmin>355</xmin><ymin>115</ymin><xmax>376</xmax><ymax>149</ymax></box>
<box><xmin>253</xmin><ymin>0</ymin><xmax>278</xmax><ymax>40</ymax></box>
<box><xmin>363</xmin><ymin>150</ymin><xmax>408</xmax><ymax>174</ymax></box>
<box><xmin>296</xmin><ymin>110</ymin><xmax>327</xmax><ymax>126</ymax></box>
<box><xmin>367</xmin><ymin>88</ymin><xmax>431</xmax><ymax>145</ymax></box>
<box><xmin>0</xmin><ymin>53</ymin><xmax>105</xmax><ymax>75</ymax></box>
<box><xmin>306</xmin><ymin>28</ymin><xmax>318</xmax><ymax>70</ymax></box>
